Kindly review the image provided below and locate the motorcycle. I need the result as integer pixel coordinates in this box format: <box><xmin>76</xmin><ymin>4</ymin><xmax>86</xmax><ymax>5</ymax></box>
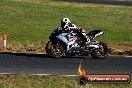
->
<box><xmin>45</xmin><ymin>27</ymin><xmax>109</xmax><ymax>59</ymax></box>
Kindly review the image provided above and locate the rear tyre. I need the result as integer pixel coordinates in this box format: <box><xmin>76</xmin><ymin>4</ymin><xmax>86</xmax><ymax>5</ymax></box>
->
<box><xmin>45</xmin><ymin>41</ymin><xmax>65</xmax><ymax>58</ymax></box>
<box><xmin>90</xmin><ymin>41</ymin><xmax>108</xmax><ymax>59</ymax></box>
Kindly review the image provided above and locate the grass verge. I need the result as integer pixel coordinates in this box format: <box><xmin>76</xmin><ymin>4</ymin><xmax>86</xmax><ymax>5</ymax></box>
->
<box><xmin>0</xmin><ymin>75</ymin><xmax>131</xmax><ymax>88</ymax></box>
<box><xmin>0</xmin><ymin>0</ymin><xmax>132</xmax><ymax>54</ymax></box>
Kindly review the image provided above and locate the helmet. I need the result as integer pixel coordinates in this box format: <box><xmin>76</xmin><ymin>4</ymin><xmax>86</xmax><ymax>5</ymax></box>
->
<box><xmin>61</xmin><ymin>17</ymin><xmax>71</xmax><ymax>28</ymax></box>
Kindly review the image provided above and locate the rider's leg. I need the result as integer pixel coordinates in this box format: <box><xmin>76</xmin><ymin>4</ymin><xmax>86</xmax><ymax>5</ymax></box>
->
<box><xmin>81</xmin><ymin>29</ymin><xmax>89</xmax><ymax>47</ymax></box>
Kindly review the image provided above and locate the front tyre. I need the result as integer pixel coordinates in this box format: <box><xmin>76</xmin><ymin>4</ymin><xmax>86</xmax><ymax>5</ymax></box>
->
<box><xmin>45</xmin><ymin>41</ymin><xmax>65</xmax><ymax>58</ymax></box>
<box><xmin>90</xmin><ymin>41</ymin><xmax>109</xmax><ymax>59</ymax></box>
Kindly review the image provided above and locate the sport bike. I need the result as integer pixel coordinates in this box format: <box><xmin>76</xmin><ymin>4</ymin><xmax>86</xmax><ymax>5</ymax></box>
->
<box><xmin>45</xmin><ymin>27</ymin><xmax>109</xmax><ymax>59</ymax></box>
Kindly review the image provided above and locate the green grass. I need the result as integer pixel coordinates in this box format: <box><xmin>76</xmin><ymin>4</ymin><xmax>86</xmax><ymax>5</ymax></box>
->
<box><xmin>0</xmin><ymin>0</ymin><xmax>132</xmax><ymax>49</ymax></box>
<box><xmin>0</xmin><ymin>75</ymin><xmax>131</xmax><ymax>88</ymax></box>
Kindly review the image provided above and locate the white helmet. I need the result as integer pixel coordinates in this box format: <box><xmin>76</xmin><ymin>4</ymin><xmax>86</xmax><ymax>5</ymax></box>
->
<box><xmin>61</xmin><ymin>17</ymin><xmax>71</xmax><ymax>28</ymax></box>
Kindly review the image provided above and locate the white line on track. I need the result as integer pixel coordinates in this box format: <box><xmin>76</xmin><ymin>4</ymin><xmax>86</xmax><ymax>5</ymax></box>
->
<box><xmin>108</xmin><ymin>55</ymin><xmax>132</xmax><ymax>58</ymax></box>
<box><xmin>0</xmin><ymin>73</ymin><xmax>14</xmax><ymax>75</ymax></box>
<box><xmin>0</xmin><ymin>73</ymin><xmax>77</xmax><ymax>76</ymax></box>
<box><xmin>31</xmin><ymin>74</ymin><xmax>76</xmax><ymax>77</ymax></box>
<box><xmin>2</xmin><ymin>52</ymin><xmax>132</xmax><ymax>57</ymax></box>
<box><xmin>120</xmin><ymin>55</ymin><xmax>132</xmax><ymax>57</ymax></box>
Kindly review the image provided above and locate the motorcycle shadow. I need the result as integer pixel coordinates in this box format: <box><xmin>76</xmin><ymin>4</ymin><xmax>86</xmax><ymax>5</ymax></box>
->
<box><xmin>62</xmin><ymin>56</ymin><xmax>94</xmax><ymax>59</ymax></box>
<box><xmin>0</xmin><ymin>52</ymin><xmax>100</xmax><ymax>59</ymax></box>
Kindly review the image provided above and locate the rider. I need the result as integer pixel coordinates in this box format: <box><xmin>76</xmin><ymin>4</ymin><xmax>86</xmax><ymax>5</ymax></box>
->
<box><xmin>60</xmin><ymin>17</ymin><xmax>89</xmax><ymax>47</ymax></box>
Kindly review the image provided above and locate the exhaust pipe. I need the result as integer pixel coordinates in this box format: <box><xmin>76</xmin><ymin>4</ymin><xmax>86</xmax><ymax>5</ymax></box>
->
<box><xmin>89</xmin><ymin>45</ymin><xmax>99</xmax><ymax>48</ymax></box>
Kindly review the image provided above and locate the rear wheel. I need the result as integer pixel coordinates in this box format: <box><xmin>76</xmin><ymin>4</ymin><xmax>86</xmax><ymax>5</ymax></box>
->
<box><xmin>45</xmin><ymin>41</ymin><xmax>65</xmax><ymax>58</ymax></box>
<box><xmin>90</xmin><ymin>41</ymin><xmax>108</xmax><ymax>59</ymax></box>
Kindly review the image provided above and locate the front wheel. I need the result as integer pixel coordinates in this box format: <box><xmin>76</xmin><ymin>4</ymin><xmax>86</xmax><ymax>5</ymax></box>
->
<box><xmin>45</xmin><ymin>41</ymin><xmax>65</xmax><ymax>58</ymax></box>
<box><xmin>90</xmin><ymin>41</ymin><xmax>109</xmax><ymax>59</ymax></box>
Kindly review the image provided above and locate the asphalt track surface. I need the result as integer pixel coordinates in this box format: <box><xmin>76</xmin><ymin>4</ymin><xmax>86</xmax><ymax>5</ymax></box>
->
<box><xmin>63</xmin><ymin>0</ymin><xmax>132</xmax><ymax>6</ymax></box>
<box><xmin>0</xmin><ymin>52</ymin><xmax>132</xmax><ymax>76</ymax></box>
